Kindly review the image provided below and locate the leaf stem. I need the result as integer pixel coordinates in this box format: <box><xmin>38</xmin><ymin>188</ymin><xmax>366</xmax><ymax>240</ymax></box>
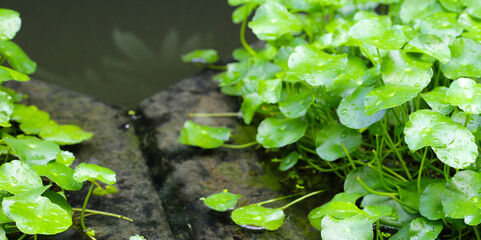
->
<box><xmin>188</xmin><ymin>112</ymin><xmax>240</xmax><ymax>118</ymax></box>
<box><xmin>474</xmin><ymin>226</ymin><xmax>481</xmax><ymax>240</ymax></box>
<box><xmin>464</xmin><ymin>114</ymin><xmax>471</xmax><ymax>128</ymax></box>
<box><xmin>256</xmin><ymin>192</ymin><xmax>303</xmax><ymax>206</ymax></box>
<box><xmin>80</xmin><ymin>180</ymin><xmax>96</xmax><ymax>231</ymax></box>
<box><xmin>240</xmin><ymin>16</ymin><xmax>257</xmax><ymax>57</ymax></box>
<box><xmin>356</xmin><ymin>176</ymin><xmax>398</xmax><ymax>197</ymax></box>
<box><xmin>417</xmin><ymin>147</ymin><xmax>429</xmax><ymax>195</ymax></box>
<box><xmin>280</xmin><ymin>190</ymin><xmax>324</xmax><ymax>210</ymax></box>
<box><xmin>390</xmin><ymin>194</ymin><xmax>417</xmax><ymax>212</ymax></box>
<box><xmin>376</xmin><ymin>48</ymin><xmax>383</xmax><ymax>65</ymax></box>
<box><xmin>17</xmin><ymin>234</ymin><xmax>27</xmax><ymax>240</ymax></box>
<box><xmin>221</xmin><ymin>141</ymin><xmax>257</xmax><ymax>149</ymax></box>
<box><xmin>72</xmin><ymin>208</ymin><xmax>133</xmax><ymax>222</ymax></box>
<box><xmin>381</xmin><ymin>121</ymin><xmax>412</xmax><ymax>180</ymax></box>
<box><xmin>341</xmin><ymin>142</ymin><xmax>356</xmax><ymax>170</ymax></box>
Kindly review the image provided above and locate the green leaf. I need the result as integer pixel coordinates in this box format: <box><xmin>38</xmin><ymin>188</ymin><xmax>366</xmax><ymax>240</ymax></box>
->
<box><xmin>0</xmin><ymin>226</ymin><xmax>5</xmax><ymax>239</ymax></box>
<box><xmin>56</xmin><ymin>150</ymin><xmax>75</xmax><ymax>166</ymax></box>
<box><xmin>420</xmin><ymin>87</ymin><xmax>454</xmax><ymax>115</ymax></box>
<box><xmin>308</xmin><ymin>201</ymin><xmax>366</xmax><ymax>231</ymax></box>
<box><xmin>256</xmin><ymin>117</ymin><xmax>307</xmax><ymax>148</ymax></box>
<box><xmin>216</xmin><ymin>61</ymin><xmax>248</xmax><ymax>87</ymax></box>
<box><xmin>441</xmin><ymin>38</ymin><xmax>481</xmax><ymax>79</ymax></box>
<box><xmin>278</xmin><ymin>90</ymin><xmax>313</xmax><ymax>118</ymax></box>
<box><xmin>464</xmin><ymin>0</ymin><xmax>481</xmax><ymax>19</ymax></box>
<box><xmin>447</xmin><ymin>78</ymin><xmax>481</xmax><ymax>114</ymax></box>
<box><xmin>451</xmin><ymin>111</ymin><xmax>481</xmax><ymax>140</ymax></box>
<box><xmin>73</xmin><ymin>163</ymin><xmax>116</xmax><ymax>185</ymax></box>
<box><xmin>0</xmin><ymin>9</ymin><xmax>21</xmax><ymax>40</ymax></box>
<box><xmin>201</xmin><ymin>189</ymin><xmax>241</xmax><ymax>212</ymax></box>
<box><xmin>42</xmin><ymin>190</ymin><xmax>73</xmax><ymax>215</ymax></box>
<box><xmin>348</xmin><ymin>19</ymin><xmax>406</xmax><ymax>50</ymax></box>
<box><xmin>130</xmin><ymin>235</ymin><xmax>147</xmax><ymax>240</ymax></box>
<box><xmin>0</xmin><ymin>90</ymin><xmax>13</xmax><ymax>127</ymax></box>
<box><xmin>404</xmin><ymin>34</ymin><xmax>451</xmax><ymax>64</ymax></box>
<box><xmin>178</xmin><ymin>120</ymin><xmax>231</xmax><ymax>149</ymax></box>
<box><xmin>338</xmin><ymin>86</ymin><xmax>385</xmax><ymax>129</ymax></box>
<box><xmin>257</xmin><ymin>78</ymin><xmax>282</xmax><ymax>103</ymax></box>
<box><xmin>327</xmin><ymin>56</ymin><xmax>366</xmax><ymax>96</ymax></box>
<box><xmin>93</xmin><ymin>185</ymin><xmax>118</xmax><ymax>196</ymax></box>
<box><xmin>181</xmin><ymin>49</ymin><xmax>218</xmax><ymax>64</ymax></box>
<box><xmin>0</xmin><ymin>160</ymin><xmax>42</xmax><ymax>194</ymax></box>
<box><xmin>240</xmin><ymin>92</ymin><xmax>264</xmax><ymax>124</ymax></box>
<box><xmin>353</xmin><ymin>11</ymin><xmax>392</xmax><ymax>27</ymax></box>
<box><xmin>400</xmin><ymin>0</ymin><xmax>435</xmax><ymax>23</ymax></box>
<box><xmin>344</xmin><ymin>166</ymin><xmax>381</xmax><ymax>195</ymax></box>
<box><xmin>4</xmin><ymin>136</ymin><xmax>60</xmax><ymax>165</ymax></box>
<box><xmin>398</xmin><ymin>178</ymin><xmax>442</xmax><ymax>214</ymax></box>
<box><xmin>363</xmin><ymin>205</ymin><xmax>393</xmax><ymax>224</ymax></box>
<box><xmin>419</xmin><ymin>182</ymin><xmax>446</xmax><ymax>220</ymax></box>
<box><xmin>442</xmin><ymin>170</ymin><xmax>481</xmax><ymax>225</ymax></box>
<box><xmin>39</xmin><ymin>124</ymin><xmax>93</xmax><ymax>145</ymax></box>
<box><xmin>315</xmin><ymin>123</ymin><xmax>361</xmax><ymax>161</ymax></box>
<box><xmin>390</xmin><ymin>225</ymin><xmax>410</xmax><ymax>240</ymax></box>
<box><xmin>415</xmin><ymin>13</ymin><xmax>463</xmax><ymax>41</ymax></box>
<box><xmin>231</xmin><ymin>205</ymin><xmax>284</xmax><ymax>230</ymax></box>
<box><xmin>12</xmin><ymin>104</ymin><xmax>57</xmax><ymax>134</ymax></box>
<box><xmin>321</xmin><ymin>214</ymin><xmax>373</xmax><ymax>240</ymax></box>
<box><xmin>242</xmin><ymin>60</ymin><xmax>281</xmax><ymax>93</ymax></box>
<box><xmin>381</xmin><ymin>50</ymin><xmax>433</xmax><ymax>88</ymax></box>
<box><xmin>364</xmin><ymin>85</ymin><xmax>421</xmax><ymax>116</ymax></box>
<box><xmin>409</xmin><ymin>217</ymin><xmax>443</xmax><ymax>240</ymax></box>
<box><xmin>232</xmin><ymin>3</ymin><xmax>258</xmax><ymax>24</ymax></box>
<box><xmin>287</xmin><ymin>45</ymin><xmax>348</xmax><ymax>86</ymax></box>
<box><xmin>248</xmin><ymin>2</ymin><xmax>302</xmax><ymax>41</ymax></box>
<box><xmin>0</xmin><ymin>66</ymin><xmax>29</xmax><ymax>82</ymax></box>
<box><xmin>0</xmin><ymin>40</ymin><xmax>36</xmax><ymax>74</ymax></box>
<box><xmin>361</xmin><ymin>194</ymin><xmax>416</xmax><ymax>228</ymax></box>
<box><xmin>278</xmin><ymin>151</ymin><xmax>299</xmax><ymax>171</ymax></box>
<box><xmin>32</xmin><ymin>162</ymin><xmax>83</xmax><ymax>191</ymax></box>
<box><xmin>439</xmin><ymin>0</ymin><xmax>463</xmax><ymax>12</ymax></box>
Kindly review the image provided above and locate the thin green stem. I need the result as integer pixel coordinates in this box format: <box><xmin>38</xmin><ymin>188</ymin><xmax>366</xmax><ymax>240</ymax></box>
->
<box><xmin>376</xmin><ymin>48</ymin><xmax>383</xmax><ymax>65</ymax></box>
<box><xmin>80</xmin><ymin>180</ymin><xmax>96</xmax><ymax>231</ymax></box>
<box><xmin>357</xmin><ymin>176</ymin><xmax>398</xmax><ymax>197</ymax></box>
<box><xmin>240</xmin><ymin>17</ymin><xmax>256</xmax><ymax>57</ymax></box>
<box><xmin>221</xmin><ymin>141</ymin><xmax>257</xmax><ymax>149</ymax></box>
<box><xmin>34</xmin><ymin>235</ymin><xmax>37</xmax><ymax>240</ymax></box>
<box><xmin>17</xmin><ymin>234</ymin><xmax>27</xmax><ymax>240</ymax></box>
<box><xmin>72</xmin><ymin>208</ymin><xmax>133</xmax><ymax>222</ymax></box>
<box><xmin>341</xmin><ymin>142</ymin><xmax>356</xmax><ymax>170</ymax></box>
<box><xmin>256</xmin><ymin>193</ymin><xmax>303</xmax><ymax>206</ymax></box>
<box><xmin>188</xmin><ymin>112</ymin><xmax>240</xmax><ymax>117</ymax></box>
<box><xmin>465</xmin><ymin>114</ymin><xmax>471</xmax><ymax>128</ymax></box>
<box><xmin>280</xmin><ymin>190</ymin><xmax>324</xmax><ymax>210</ymax></box>
<box><xmin>390</xmin><ymin>194</ymin><xmax>417</xmax><ymax>212</ymax></box>
<box><xmin>417</xmin><ymin>147</ymin><xmax>429</xmax><ymax>195</ymax></box>
<box><xmin>444</xmin><ymin>164</ymin><xmax>450</xmax><ymax>181</ymax></box>
<box><xmin>381</xmin><ymin>121</ymin><xmax>412</xmax><ymax>180</ymax></box>
<box><xmin>373</xmin><ymin>150</ymin><xmax>395</xmax><ymax>192</ymax></box>
<box><xmin>474</xmin><ymin>226</ymin><xmax>481</xmax><ymax>240</ymax></box>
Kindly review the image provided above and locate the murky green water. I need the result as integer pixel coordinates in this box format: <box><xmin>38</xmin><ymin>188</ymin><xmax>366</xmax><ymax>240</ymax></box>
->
<box><xmin>3</xmin><ymin>1</ymin><xmax>254</xmax><ymax>107</ymax></box>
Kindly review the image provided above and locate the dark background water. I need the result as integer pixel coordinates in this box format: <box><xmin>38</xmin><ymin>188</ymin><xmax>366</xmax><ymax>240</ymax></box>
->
<box><xmin>2</xmin><ymin>1</ymin><xmax>254</xmax><ymax>108</ymax></box>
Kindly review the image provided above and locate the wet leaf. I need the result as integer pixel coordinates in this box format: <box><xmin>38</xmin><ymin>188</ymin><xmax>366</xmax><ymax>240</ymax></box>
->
<box><xmin>464</xmin><ymin>0</ymin><xmax>481</xmax><ymax>19</ymax></box>
<box><xmin>0</xmin><ymin>40</ymin><xmax>36</xmax><ymax>74</ymax></box>
<box><xmin>321</xmin><ymin>214</ymin><xmax>373</xmax><ymax>240</ymax></box>
<box><xmin>338</xmin><ymin>86</ymin><xmax>385</xmax><ymax>129</ymax></box>
<box><xmin>0</xmin><ymin>160</ymin><xmax>42</xmax><ymax>194</ymax></box>
<box><xmin>308</xmin><ymin>201</ymin><xmax>365</xmax><ymax>231</ymax></box>
<box><xmin>361</xmin><ymin>194</ymin><xmax>417</xmax><ymax>228</ymax></box>
<box><xmin>441</xmin><ymin>38</ymin><xmax>481</xmax><ymax>79</ymax></box>
<box><xmin>240</xmin><ymin>92</ymin><xmax>264</xmax><ymax>124</ymax></box>
<box><xmin>0</xmin><ymin>9</ymin><xmax>20</xmax><ymax>40</ymax></box>
<box><xmin>442</xmin><ymin>170</ymin><xmax>481</xmax><ymax>225</ymax></box>
<box><xmin>363</xmin><ymin>205</ymin><xmax>393</xmax><ymax>224</ymax></box>
<box><xmin>390</xmin><ymin>225</ymin><xmax>410</xmax><ymax>240</ymax></box>
<box><xmin>315</xmin><ymin>123</ymin><xmax>361</xmax><ymax>161</ymax></box>
<box><xmin>4</xmin><ymin>136</ymin><xmax>60</xmax><ymax>165</ymax></box>
<box><xmin>409</xmin><ymin>217</ymin><xmax>443</xmax><ymax>240</ymax></box>
<box><xmin>73</xmin><ymin>163</ymin><xmax>116</xmax><ymax>185</ymax></box>
<box><xmin>415</xmin><ymin>13</ymin><xmax>463</xmax><ymax>41</ymax></box>
<box><xmin>42</xmin><ymin>190</ymin><xmax>73</xmax><ymax>215</ymax></box>
<box><xmin>451</xmin><ymin>111</ymin><xmax>481</xmax><ymax>140</ymax></box>
<box><xmin>364</xmin><ymin>85</ymin><xmax>421</xmax><ymax>116</ymax></box>
<box><xmin>0</xmin><ymin>66</ymin><xmax>29</xmax><ymax>82</ymax></box>
<box><xmin>256</xmin><ymin>117</ymin><xmax>307</xmax><ymax>148</ymax></box>
<box><xmin>178</xmin><ymin>120</ymin><xmax>231</xmax><ymax>149</ymax></box>
<box><xmin>201</xmin><ymin>189</ymin><xmax>241</xmax><ymax>212</ymax></box>
<box><xmin>344</xmin><ymin>166</ymin><xmax>381</xmax><ymax>195</ymax></box>
<box><xmin>420</xmin><ymin>87</ymin><xmax>454</xmax><ymax>115</ymax></box>
<box><xmin>39</xmin><ymin>124</ymin><xmax>93</xmax><ymax>145</ymax></box>
<box><xmin>32</xmin><ymin>162</ymin><xmax>83</xmax><ymax>191</ymax></box>
<box><xmin>404</xmin><ymin>34</ymin><xmax>451</xmax><ymax>64</ymax></box>
<box><xmin>327</xmin><ymin>56</ymin><xmax>366</xmax><ymax>96</ymax></box>
<box><xmin>447</xmin><ymin>78</ymin><xmax>481</xmax><ymax>114</ymax></box>
<box><xmin>181</xmin><ymin>49</ymin><xmax>218</xmax><ymax>64</ymax></box>
<box><xmin>55</xmin><ymin>150</ymin><xmax>75</xmax><ymax>166</ymax></box>
<box><xmin>381</xmin><ymin>50</ymin><xmax>433</xmax><ymax>88</ymax></box>
<box><xmin>419</xmin><ymin>182</ymin><xmax>446</xmax><ymax>220</ymax></box>
<box><xmin>348</xmin><ymin>19</ymin><xmax>406</xmax><ymax>50</ymax></box>
<box><xmin>130</xmin><ymin>235</ymin><xmax>146</xmax><ymax>240</ymax></box>
<box><xmin>400</xmin><ymin>0</ymin><xmax>435</xmax><ymax>23</ymax></box>
<box><xmin>257</xmin><ymin>78</ymin><xmax>282</xmax><ymax>103</ymax></box>
<box><xmin>232</xmin><ymin>3</ymin><xmax>258</xmax><ymax>24</ymax></box>
<box><xmin>248</xmin><ymin>2</ymin><xmax>302</xmax><ymax>41</ymax></box>
<box><xmin>278</xmin><ymin>90</ymin><xmax>313</xmax><ymax>118</ymax></box>
<box><xmin>216</xmin><ymin>61</ymin><xmax>248</xmax><ymax>87</ymax></box>
<box><xmin>242</xmin><ymin>60</ymin><xmax>280</xmax><ymax>93</ymax></box>
<box><xmin>231</xmin><ymin>205</ymin><xmax>284</xmax><ymax>230</ymax></box>
<box><xmin>278</xmin><ymin>151</ymin><xmax>299</xmax><ymax>171</ymax></box>
<box><xmin>0</xmin><ymin>90</ymin><xmax>13</xmax><ymax>127</ymax></box>
<box><xmin>11</xmin><ymin>104</ymin><xmax>57</xmax><ymax>135</ymax></box>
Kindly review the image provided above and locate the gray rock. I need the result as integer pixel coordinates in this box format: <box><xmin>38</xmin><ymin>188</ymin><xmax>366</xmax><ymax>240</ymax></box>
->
<box><xmin>6</xmin><ymin>79</ymin><xmax>173</xmax><ymax>240</ymax></box>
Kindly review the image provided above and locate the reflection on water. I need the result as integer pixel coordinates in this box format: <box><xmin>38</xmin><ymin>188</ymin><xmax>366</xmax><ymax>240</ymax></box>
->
<box><xmin>2</xmin><ymin>1</ymin><xmax>253</xmax><ymax>107</ymax></box>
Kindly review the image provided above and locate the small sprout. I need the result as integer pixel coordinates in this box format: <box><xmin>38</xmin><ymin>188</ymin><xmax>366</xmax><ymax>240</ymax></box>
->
<box><xmin>278</xmin><ymin>151</ymin><xmax>299</xmax><ymax>171</ymax></box>
<box><xmin>200</xmin><ymin>189</ymin><xmax>241</xmax><ymax>212</ymax></box>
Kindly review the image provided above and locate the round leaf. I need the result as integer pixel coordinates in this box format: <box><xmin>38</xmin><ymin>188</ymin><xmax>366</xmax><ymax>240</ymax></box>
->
<box><xmin>338</xmin><ymin>86</ymin><xmax>385</xmax><ymax>129</ymax></box>
<box><xmin>348</xmin><ymin>19</ymin><xmax>406</xmax><ymax>50</ymax></box>
<box><xmin>361</xmin><ymin>194</ymin><xmax>416</xmax><ymax>228</ymax></box>
<box><xmin>240</xmin><ymin>92</ymin><xmax>264</xmax><ymax>124</ymax></box>
<box><xmin>415</xmin><ymin>13</ymin><xmax>463</xmax><ymax>41</ymax></box>
<box><xmin>201</xmin><ymin>189</ymin><xmax>241</xmax><ymax>212</ymax></box>
<box><xmin>231</xmin><ymin>205</ymin><xmax>284</xmax><ymax>230</ymax></box>
<box><xmin>39</xmin><ymin>124</ymin><xmax>93</xmax><ymax>145</ymax></box>
<box><xmin>451</xmin><ymin>111</ymin><xmax>481</xmax><ymax>139</ymax></box>
<box><xmin>404</xmin><ymin>34</ymin><xmax>451</xmax><ymax>64</ymax></box>
<box><xmin>364</xmin><ymin>85</ymin><xmax>420</xmax><ymax>116</ymax></box>
<box><xmin>381</xmin><ymin>50</ymin><xmax>433</xmax><ymax>88</ymax></box>
<box><xmin>409</xmin><ymin>217</ymin><xmax>443</xmax><ymax>240</ymax></box>
<box><xmin>315</xmin><ymin>123</ymin><xmax>361</xmax><ymax>161</ymax></box>
<box><xmin>420</xmin><ymin>87</ymin><xmax>454</xmax><ymax>115</ymax></box>
<box><xmin>0</xmin><ymin>40</ymin><xmax>36</xmax><ymax>74</ymax></box>
<box><xmin>0</xmin><ymin>160</ymin><xmax>42</xmax><ymax>194</ymax></box>
<box><xmin>257</xmin><ymin>78</ymin><xmax>282</xmax><ymax>103</ymax></box>
<box><xmin>278</xmin><ymin>151</ymin><xmax>299</xmax><ymax>171</ymax></box>
<box><xmin>0</xmin><ymin>9</ymin><xmax>21</xmax><ymax>41</ymax></box>
<box><xmin>400</xmin><ymin>0</ymin><xmax>435</xmax><ymax>23</ymax></box>
<box><xmin>181</xmin><ymin>49</ymin><xmax>218</xmax><ymax>64</ymax></box>
<box><xmin>4</xmin><ymin>136</ymin><xmax>60</xmax><ymax>165</ymax></box>
<box><xmin>278</xmin><ymin>90</ymin><xmax>313</xmax><ymax>118</ymax></box>
<box><xmin>0</xmin><ymin>66</ymin><xmax>29</xmax><ymax>83</ymax></box>
<box><xmin>363</xmin><ymin>205</ymin><xmax>393</xmax><ymax>224</ymax></box>
<box><xmin>419</xmin><ymin>182</ymin><xmax>446</xmax><ymax>220</ymax></box>
<box><xmin>32</xmin><ymin>162</ymin><xmax>83</xmax><ymax>191</ymax></box>
<box><xmin>55</xmin><ymin>150</ymin><xmax>75</xmax><ymax>166</ymax></box>
<box><xmin>248</xmin><ymin>2</ymin><xmax>302</xmax><ymax>41</ymax></box>
<box><xmin>344</xmin><ymin>166</ymin><xmax>381</xmax><ymax>195</ymax></box>
<box><xmin>321</xmin><ymin>214</ymin><xmax>373</xmax><ymax>240</ymax></box>
<box><xmin>308</xmin><ymin>201</ymin><xmax>366</xmax><ymax>230</ymax></box>
<box><xmin>178</xmin><ymin>120</ymin><xmax>231</xmax><ymax>149</ymax></box>
<box><xmin>447</xmin><ymin>78</ymin><xmax>481</xmax><ymax>114</ymax></box>
<box><xmin>256</xmin><ymin>117</ymin><xmax>307</xmax><ymax>148</ymax></box>
<box><xmin>464</xmin><ymin>0</ymin><xmax>481</xmax><ymax>19</ymax></box>
<box><xmin>441</xmin><ymin>38</ymin><xmax>481</xmax><ymax>79</ymax></box>
<box><xmin>73</xmin><ymin>163</ymin><xmax>116</xmax><ymax>185</ymax></box>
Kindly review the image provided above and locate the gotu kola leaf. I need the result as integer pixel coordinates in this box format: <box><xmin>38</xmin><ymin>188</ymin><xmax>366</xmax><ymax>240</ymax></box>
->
<box><xmin>4</xmin><ymin>136</ymin><xmax>60</xmax><ymax>165</ymax></box>
<box><xmin>441</xmin><ymin>38</ymin><xmax>481</xmax><ymax>79</ymax></box>
<box><xmin>73</xmin><ymin>163</ymin><xmax>116</xmax><ymax>185</ymax></box>
<box><xmin>419</xmin><ymin>181</ymin><xmax>446</xmax><ymax>220</ymax></box>
<box><xmin>178</xmin><ymin>120</ymin><xmax>231</xmax><ymax>149</ymax></box>
<box><xmin>231</xmin><ymin>204</ymin><xmax>284</xmax><ymax>230</ymax></box>
<box><xmin>337</xmin><ymin>86</ymin><xmax>385</xmax><ymax>129</ymax></box>
<box><xmin>408</xmin><ymin>217</ymin><xmax>443</xmax><ymax>240</ymax></box>
<box><xmin>364</xmin><ymin>85</ymin><xmax>421</xmax><ymax>116</ymax></box>
<box><xmin>0</xmin><ymin>40</ymin><xmax>36</xmax><ymax>74</ymax></box>
<box><xmin>256</xmin><ymin>117</ymin><xmax>307</xmax><ymax>148</ymax></box>
<box><xmin>0</xmin><ymin>9</ymin><xmax>21</xmax><ymax>41</ymax></box>
<box><xmin>321</xmin><ymin>214</ymin><xmax>373</xmax><ymax>240</ymax></box>
<box><xmin>447</xmin><ymin>78</ymin><xmax>481</xmax><ymax>115</ymax></box>
<box><xmin>315</xmin><ymin>123</ymin><xmax>361</xmax><ymax>161</ymax></box>
<box><xmin>348</xmin><ymin>19</ymin><xmax>406</xmax><ymax>50</ymax></box>
<box><xmin>0</xmin><ymin>90</ymin><xmax>13</xmax><ymax>127</ymax></box>
<box><xmin>181</xmin><ymin>49</ymin><xmax>218</xmax><ymax>64</ymax></box>
<box><xmin>278</xmin><ymin>90</ymin><xmax>313</xmax><ymax>118</ymax></box>
<box><xmin>39</xmin><ymin>124</ymin><xmax>93</xmax><ymax>145</ymax></box>
<box><xmin>201</xmin><ymin>189</ymin><xmax>241</xmax><ymax>212</ymax></box>
<box><xmin>32</xmin><ymin>161</ymin><xmax>83</xmax><ymax>191</ymax></box>
<box><xmin>0</xmin><ymin>160</ymin><xmax>42</xmax><ymax>194</ymax></box>
<box><xmin>420</xmin><ymin>87</ymin><xmax>454</xmax><ymax>115</ymax></box>
<box><xmin>404</xmin><ymin>34</ymin><xmax>451</xmax><ymax>64</ymax></box>
<box><xmin>381</xmin><ymin>50</ymin><xmax>433</xmax><ymax>88</ymax></box>
<box><xmin>248</xmin><ymin>2</ymin><xmax>302</xmax><ymax>41</ymax></box>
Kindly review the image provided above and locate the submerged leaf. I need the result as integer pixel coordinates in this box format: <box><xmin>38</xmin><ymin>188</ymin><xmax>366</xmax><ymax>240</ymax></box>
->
<box><xmin>178</xmin><ymin>120</ymin><xmax>231</xmax><ymax>149</ymax></box>
<box><xmin>201</xmin><ymin>190</ymin><xmax>241</xmax><ymax>212</ymax></box>
<box><xmin>231</xmin><ymin>205</ymin><xmax>284</xmax><ymax>230</ymax></box>
<box><xmin>315</xmin><ymin>123</ymin><xmax>361</xmax><ymax>161</ymax></box>
<box><xmin>256</xmin><ymin>117</ymin><xmax>307</xmax><ymax>148</ymax></box>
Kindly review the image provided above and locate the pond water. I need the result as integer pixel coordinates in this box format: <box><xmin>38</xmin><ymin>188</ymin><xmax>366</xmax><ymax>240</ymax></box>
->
<box><xmin>2</xmin><ymin>1</ymin><xmax>254</xmax><ymax>108</ymax></box>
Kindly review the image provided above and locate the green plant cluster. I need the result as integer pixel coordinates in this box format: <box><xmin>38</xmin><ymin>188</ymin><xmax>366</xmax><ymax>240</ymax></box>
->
<box><xmin>0</xmin><ymin>9</ymin><xmax>123</xmax><ymax>240</ymax></box>
<box><xmin>180</xmin><ymin>0</ymin><xmax>481</xmax><ymax>239</ymax></box>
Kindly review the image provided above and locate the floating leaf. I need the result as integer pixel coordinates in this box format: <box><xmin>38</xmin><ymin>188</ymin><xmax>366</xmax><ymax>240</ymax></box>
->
<box><xmin>447</xmin><ymin>78</ymin><xmax>481</xmax><ymax>115</ymax></box>
<box><xmin>381</xmin><ymin>50</ymin><xmax>433</xmax><ymax>88</ymax></box>
<box><xmin>0</xmin><ymin>90</ymin><xmax>13</xmax><ymax>127</ymax></box>
<box><xmin>248</xmin><ymin>2</ymin><xmax>302</xmax><ymax>41</ymax></box>
<box><xmin>240</xmin><ymin>92</ymin><xmax>264</xmax><ymax>124</ymax></box>
<box><xmin>73</xmin><ymin>163</ymin><xmax>116</xmax><ymax>185</ymax></box>
<box><xmin>308</xmin><ymin>201</ymin><xmax>365</xmax><ymax>231</ymax></box>
<box><xmin>278</xmin><ymin>151</ymin><xmax>299</xmax><ymax>171</ymax></box>
<box><xmin>257</xmin><ymin>78</ymin><xmax>282</xmax><ymax>103</ymax></box>
<box><xmin>321</xmin><ymin>214</ymin><xmax>373</xmax><ymax>240</ymax></box>
<box><xmin>278</xmin><ymin>90</ymin><xmax>313</xmax><ymax>118</ymax></box>
<box><xmin>32</xmin><ymin>162</ymin><xmax>83</xmax><ymax>191</ymax></box>
<box><xmin>181</xmin><ymin>49</ymin><xmax>218</xmax><ymax>64</ymax></box>
<box><xmin>404</xmin><ymin>34</ymin><xmax>451</xmax><ymax>64</ymax></box>
<box><xmin>364</xmin><ymin>85</ymin><xmax>420</xmax><ymax>116</ymax></box>
<box><xmin>344</xmin><ymin>166</ymin><xmax>381</xmax><ymax>195</ymax></box>
<box><xmin>420</xmin><ymin>87</ymin><xmax>454</xmax><ymax>115</ymax></box>
<box><xmin>39</xmin><ymin>124</ymin><xmax>93</xmax><ymax>145</ymax></box>
<box><xmin>442</xmin><ymin>170</ymin><xmax>481</xmax><ymax>225</ymax></box>
<box><xmin>338</xmin><ymin>86</ymin><xmax>385</xmax><ymax>129</ymax></box>
<box><xmin>441</xmin><ymin>38</ymin><xmax>481</xmax><ymax>79</ymax></box>
<box><xmin>0</xmin><ymin>160</ymin><xmax>42</xmax><ymax>194</ymax></box>
<box><xmin>0</xmin><ymin>40</ymin><xmax>36</xmax><ymax>74</ymax></box>
<box><xmin>55</xmin><ymin>150</ymin><xmax>75</xmax><ymax>166</ymax></box>
<box><xmin>409</xmin><ymin>217</ymin><xmax>443</xmax><ymax>240</ymax></box>
<box><xmin>419</xmin><ymin>182</ymin><xmax>446</xmax><ymax>220</ymax></box>
<box><xmin>287</xmin><ymin>45</ymin><xmax>347</xmax><ymax>86</ymax></box>
<box><xmin>415</xmin><ymin>12</ymin><xmax>463</xmax><ymax>41</ymax></box>
<box><xmin>178</xmin><ymin>120</ymin><xmax>231</xmax><ymax>149</ymax></box>
<box><xmin>201</xmin><ymin>189</ymin><xmax>241</xmax><ymax>212</ymax></box>
<box><xmin>4</xmin><ymin>136</ymin><xmax>60</xmax><ymax>165</ymax></box>
<box><xmin>256</xmin><ymin>117</ymin><xmax>307</xmax><ymax>148</ymax></box>
<box><xmin>348</xmin><ymin>19</ymin><xmax>406</xmax><ymax>50</ymax></box>
<box><xmin>0</xmin><ymin>9</ymin><xmax>21</xmax><ymax>40</ymax></box>
<box><xmin>315</xmin><ymin>123</ymin><xmax>361</xmax><ymax>161</ymax></box>
<box><xmin>231</xmin><ymin>205</ymin><xmax>284</xmax><ymax>230</ymax></box>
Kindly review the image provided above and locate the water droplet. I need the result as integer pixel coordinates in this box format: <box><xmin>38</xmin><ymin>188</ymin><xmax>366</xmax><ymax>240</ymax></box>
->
<box><xmin>341</xmin><ymin>109</ymin><xmax>348</xmax><ymax>115</ymax></box>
